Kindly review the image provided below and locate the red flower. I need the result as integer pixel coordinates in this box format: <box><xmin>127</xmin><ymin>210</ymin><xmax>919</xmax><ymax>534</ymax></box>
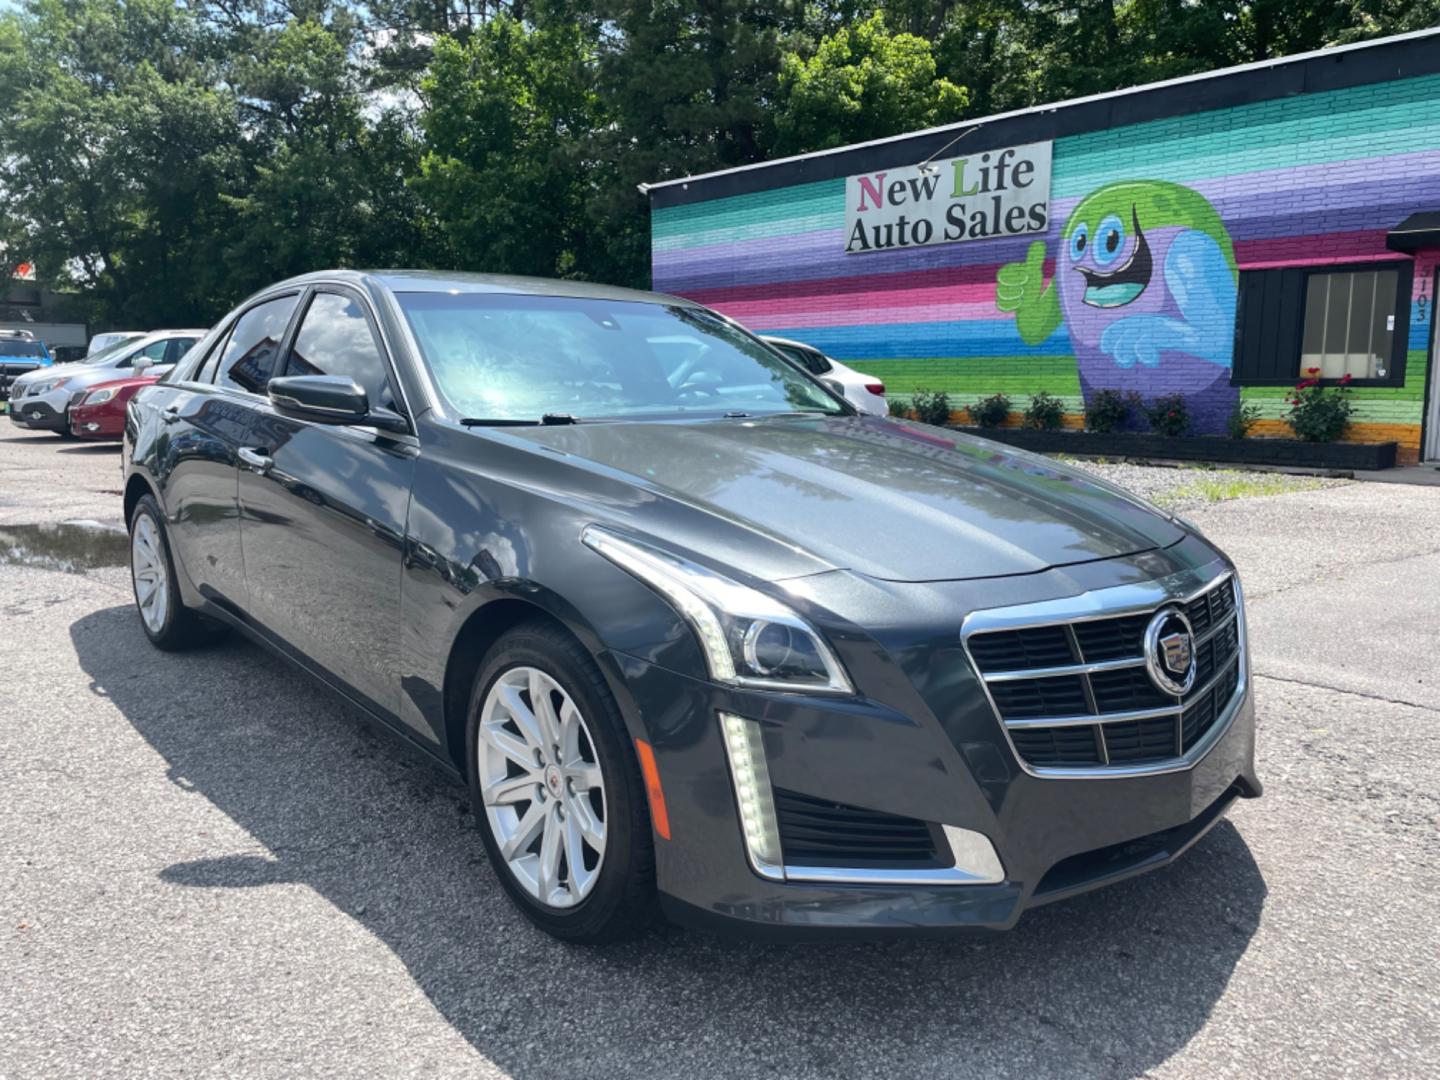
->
<box><xmin>1340</xmin><ymin>373</ymin><xmax>1353</xmax><ymax>385</ymax></box>
<box><xmin>1306</xmin><ymin>367</ymin><xmax>1320</xmax><ymax>375</ymax></box>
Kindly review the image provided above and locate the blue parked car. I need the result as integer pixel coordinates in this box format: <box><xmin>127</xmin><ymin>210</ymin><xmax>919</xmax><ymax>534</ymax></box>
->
<box><xmin>0</xmin><ymin>329</ymin><xmax>52</xmax><ymax>401</ymax></box>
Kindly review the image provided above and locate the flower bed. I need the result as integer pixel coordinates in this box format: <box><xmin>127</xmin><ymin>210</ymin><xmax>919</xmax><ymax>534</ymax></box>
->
<box><xmin>957</xmin><ymin>426</ymin><xmax>1397</xmax><ymax>470</ymax></box>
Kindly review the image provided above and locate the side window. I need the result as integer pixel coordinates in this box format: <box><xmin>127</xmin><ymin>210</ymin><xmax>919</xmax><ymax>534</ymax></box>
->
<box><xmin>801</xmin><ymin>349</ymin><xmax>833</xmax><ymax>376</ymax></box>
<box><xmin>164</xmin><ymin>337</ymin><xmax>198</xmax><ymax>365</ymax></box>
<box><xmin>122</xmin><ymin>339</ymin><xmax>171</xmax><ymax>369</ymax></box>
<box><xmin>216</xmin><ymin>295</ymin><xmax>299</xmax><ymax>394</ymax></box>
<box><xmin>285</xmin><ymin>292</ymin><xmax>397</xmax><ymax>412</ymax></box>
<box><xmin>197</xmin><ymin>326</ymin><xmax>235</xmax><ymax>383</ymax></box>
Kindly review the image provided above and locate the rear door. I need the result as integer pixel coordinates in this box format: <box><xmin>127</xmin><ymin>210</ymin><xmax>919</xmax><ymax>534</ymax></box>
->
<box><xmin>235</xmin><ymin>286</ymin><xmax>417</xmax><ymax>719</ymax></box>
<box><xmin>156</xmin><ymin>295</ymin><xmax>302</xmax><ymax>611</ymax></box>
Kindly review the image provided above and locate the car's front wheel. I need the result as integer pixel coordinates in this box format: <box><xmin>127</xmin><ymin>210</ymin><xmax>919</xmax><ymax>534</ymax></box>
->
<box><xmin>466</xmin><ymin>621</ymin><xmax>656</xmax><ymax>942</ymax></box>
<box><xmin>129</xmin><ymin>494</ymin><xmax>223</xmax><ymax>650</ymax></box>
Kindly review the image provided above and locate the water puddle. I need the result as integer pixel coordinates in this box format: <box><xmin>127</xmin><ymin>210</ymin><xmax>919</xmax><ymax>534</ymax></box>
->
<box><xmin>0</xmin><ymin>520</ymin><xmax>129</xmax><ymax>574</ymax></box>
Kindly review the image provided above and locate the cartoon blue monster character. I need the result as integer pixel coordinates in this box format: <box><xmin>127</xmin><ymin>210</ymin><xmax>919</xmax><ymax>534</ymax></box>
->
<box><xmin>996</xmin><ymin>180</ymin><xmax>1239</xmax><ymax>434</ymax></box>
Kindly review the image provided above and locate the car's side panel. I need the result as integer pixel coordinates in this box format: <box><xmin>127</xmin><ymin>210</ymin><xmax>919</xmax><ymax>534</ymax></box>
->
<box><xmin>129</xmin><ymin>383</ymin><xmax>249</xmax><ymax>610</ymax></box>
<box><xmin>396</xmin><ymin>419</ymin><xmax>720</xmax><ymax>757</ymax></box>
<box><xmin>237</xmin><ymin>407</ymin><xmax>417</xmax><ymax>717</ymax></box>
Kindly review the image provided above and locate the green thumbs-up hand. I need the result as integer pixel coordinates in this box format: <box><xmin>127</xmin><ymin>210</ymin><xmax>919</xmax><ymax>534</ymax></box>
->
<box><xmin>995</xmin><ymin>241</ymin><xmax>1062</xmax><ymax>345</ymax></box>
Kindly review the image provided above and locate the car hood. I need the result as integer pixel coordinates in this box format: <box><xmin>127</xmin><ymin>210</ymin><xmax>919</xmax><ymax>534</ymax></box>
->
<box><xmin>510</xmin><ymin>415</ymin><xmax>1184</xmax><ymax>582</ymax></box>
<box><xmin>14</xmin><ymin>363</ymin><xmax>120</xmax><ymax>390</ymax></box>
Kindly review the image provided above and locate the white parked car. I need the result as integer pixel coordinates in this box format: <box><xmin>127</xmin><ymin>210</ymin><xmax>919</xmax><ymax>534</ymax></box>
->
<box><xmin>761</xmin><ymin>335</ymin><xmax>888</xmax><ymax>416</ymax></box>
<box><xmin>9</xmin><ymin>329</ymin><xmax>204</xmax><ymax>434</ymax></box>
<box><xmin>87</xmin><ymin>331</ymin><xmax>144</xmax><ymax>356</ymax></box>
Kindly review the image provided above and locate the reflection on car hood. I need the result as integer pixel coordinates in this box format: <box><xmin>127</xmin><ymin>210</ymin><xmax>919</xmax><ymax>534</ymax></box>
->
<box><xmin>12</xmin><ymin>362</ymin><xmax>131</xmax><ymax>391</ymax></box>
<box><xmin>510</xmin><ymin>415</ymin><xmax>1184</xmax><ymax>582</ymax></box>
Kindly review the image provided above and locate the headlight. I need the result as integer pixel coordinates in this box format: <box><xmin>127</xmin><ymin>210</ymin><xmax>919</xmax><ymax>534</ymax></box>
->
<box><xmin>582</xmin><ymin>526</ymin><xmax>852</xmax><ymax>694</ymax></box>
<box><xmin>82</xmin><ymin>387</ymin><xmax>117</xmax><ymax>405</ymax></box>
<box><xmin>31</xmin><ymin>377</ymin><xmax>68</xmax><ymax>395</ymax></box>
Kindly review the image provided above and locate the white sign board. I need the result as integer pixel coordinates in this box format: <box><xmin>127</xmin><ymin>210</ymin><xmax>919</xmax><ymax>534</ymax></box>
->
<box><xmin>845</xmin><ymin>141</ymin><xmax>1053</xmax><ymax>254</ymax></box>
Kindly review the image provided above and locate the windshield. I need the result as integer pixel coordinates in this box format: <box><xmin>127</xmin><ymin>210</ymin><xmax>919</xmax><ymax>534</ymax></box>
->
<box><xmin>397</xmin><ymin>293</ymin><xmax>846</xmax><ymax>422</ymax></box>
<box><xmin>0</xmin><ymin>340</ymin><xmax>46</xmax><ymax>358</ymax></box>
<box><xmin>80</xmin><ymin>339</ymin><xmax>140</xmax><ymax>365</ymax></box>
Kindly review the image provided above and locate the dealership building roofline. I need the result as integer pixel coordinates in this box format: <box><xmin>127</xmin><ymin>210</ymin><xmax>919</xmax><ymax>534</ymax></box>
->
<box><xmin>641</xmin><ymin>26</ymin><xmax>1440</xmax><ymax>209</ymax></box>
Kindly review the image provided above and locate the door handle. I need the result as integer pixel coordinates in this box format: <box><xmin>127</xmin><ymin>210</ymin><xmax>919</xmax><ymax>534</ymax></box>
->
<box><xmin>237</xmin><ymin>447</ymin><xmax>273</xmax><ymax>473</ymax></box>
<box><xmin>161</xmin><ymin>404</ymin><xmax>181</xmax><ymax>425</ymax></box>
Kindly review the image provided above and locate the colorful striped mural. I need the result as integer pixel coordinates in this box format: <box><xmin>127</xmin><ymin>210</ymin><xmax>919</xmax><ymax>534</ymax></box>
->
<box><xmin>652</xmin><ymin>71</ymin><xmax>1440</xmax><ymax>462</ymax></box>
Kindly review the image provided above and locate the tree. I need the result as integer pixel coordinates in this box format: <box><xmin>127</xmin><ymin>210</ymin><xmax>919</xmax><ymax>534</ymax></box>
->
<box><xmin>413</xmin><ymin>14</ymin><xmax>604</xmax><ymax>278</ymax></box>
<box><xmin>0</xmin><ymin>0</ymin><xmax>244</xmax><ymax>326</ymax></box>
<box><xmin>214</xmin><ymin>9</ymin><xmax>436</xmax><ymax>294</ymax></box>
<box><xmin>772</xmin><ymin>10</ymin><xmax>968</xmax><ymax>155</ymax></box>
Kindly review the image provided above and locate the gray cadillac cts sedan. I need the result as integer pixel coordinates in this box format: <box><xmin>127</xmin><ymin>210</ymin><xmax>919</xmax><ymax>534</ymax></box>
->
<box><xmin>122</xmin><ymin>270</ymin><xmax>1260</xmax><ymax>942</ymax></box>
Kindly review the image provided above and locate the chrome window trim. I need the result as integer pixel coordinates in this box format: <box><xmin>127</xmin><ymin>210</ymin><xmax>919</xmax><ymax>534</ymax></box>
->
<box><xmin>961</xmin><ymin>563</ymin><xmax>1247</xmax><ymax>780</ymax></box>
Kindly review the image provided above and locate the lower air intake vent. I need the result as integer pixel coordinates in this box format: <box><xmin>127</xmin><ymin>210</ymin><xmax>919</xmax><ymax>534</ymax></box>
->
<box><xmin>773</xmin><ymin>789</ymin><xmax>942</xmax><ymax>868</ymax></box>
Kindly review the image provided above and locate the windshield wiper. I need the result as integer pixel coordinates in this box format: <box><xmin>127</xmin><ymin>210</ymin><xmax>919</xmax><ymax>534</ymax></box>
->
<box><xmin>459</xmin><ymin>413</ymin><xmax>581</xmax><ymax>428</ymax></box>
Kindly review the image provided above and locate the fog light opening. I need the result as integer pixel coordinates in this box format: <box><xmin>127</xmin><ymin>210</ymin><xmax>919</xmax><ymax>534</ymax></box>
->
<box><xmin>718</xmin><ymin>713</ymin><xmax>784</xmax><ymax>880</ymax></box>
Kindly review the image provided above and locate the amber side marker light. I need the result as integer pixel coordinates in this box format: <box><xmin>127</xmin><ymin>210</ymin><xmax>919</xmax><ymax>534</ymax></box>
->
<box><xmin>634</xmin><ymin>738</ymin><xmax>671</xmax><ymax>840</ymax></box>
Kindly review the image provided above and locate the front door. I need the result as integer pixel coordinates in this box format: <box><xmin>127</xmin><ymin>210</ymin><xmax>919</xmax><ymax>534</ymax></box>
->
<box><xmin>236</xmin><ymin>288</ymin><xmax>416</xmax><ymax>719</ymax></box>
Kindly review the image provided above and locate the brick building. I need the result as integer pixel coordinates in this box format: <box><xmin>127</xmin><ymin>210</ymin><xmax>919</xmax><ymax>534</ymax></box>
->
<box><xmin>645</xmin><ymin>29</ymin><xmax>1440</xmax><ymax>464</ymax></box>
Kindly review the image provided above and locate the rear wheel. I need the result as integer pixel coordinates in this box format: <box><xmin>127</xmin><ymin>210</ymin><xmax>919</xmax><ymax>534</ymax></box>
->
<box><xmin>129</xmin><ymin>494</ymin><xmax>223</xmax><ymax>650</ymax></box>
<box><xmin>466</xmin><ymin>621</ymin><xmax>656</xmax><ymax>942</ymax></box>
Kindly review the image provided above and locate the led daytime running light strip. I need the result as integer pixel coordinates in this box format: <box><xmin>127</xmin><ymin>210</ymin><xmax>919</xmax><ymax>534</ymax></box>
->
<box><xmin>719</xmin><ymin>713</ymin><xmax>784</xmax><ymax>879</ymax></box>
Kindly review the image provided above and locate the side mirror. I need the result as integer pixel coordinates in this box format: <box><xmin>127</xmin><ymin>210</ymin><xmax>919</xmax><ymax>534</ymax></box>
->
<box><xmin>132</xmin><ymin>356</ymin><xmax>154</xmax><ymax>377</ymax></box>
<box><xmin>268</xmin><ymin>375</ymin><xmax>408</xmax><ymax>432</ymax></box>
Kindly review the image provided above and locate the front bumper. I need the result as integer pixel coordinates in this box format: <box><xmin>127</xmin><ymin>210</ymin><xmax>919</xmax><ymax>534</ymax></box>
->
<box><xmin>7</xmin><ymin>393</ymin><xmax>68</xmax><ymax>430</ymax></box>
<box><xmin>68</xmin><ymin>401</ymin><xmax>125</xmax><ymax>439</ymax></box>
<box><xmin>620</xmin><ymin>654</ymin><xmax>1257</xmax><ymax>938</ymax></box>
<box><xmin>608</xmin><ymin>545</ymin><xmax>1261</xmax><ymax>939</ymax></box>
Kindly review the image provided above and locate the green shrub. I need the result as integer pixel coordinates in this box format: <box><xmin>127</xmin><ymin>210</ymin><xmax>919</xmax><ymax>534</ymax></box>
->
<box><xmin>1225</xmin><ymin>402</ymin><xmax>1262</xmax><ymax>440</ymax></box>
<box><xmin>1286</xmin><ymin>369</ymin><xmax>1355</xmax><ymax>442</ymax></box>
<box><xmin>909</xmin><ymin>388</ymin><xmax>953</xmax><ymax>426</ymax></box>
<box><xmin>1023</xmin><ymin>391</ymin><xmax>1065</xmax><ymax>431</ymax></box>
<box><xmin>887</xmin><ymin>396</ymin><xmax>911</xmax><ymax>418</ymax></box>
<box><xmin>1143</xmin><ymin>393</ymin><xmax>1191</xmax><ymax>437</ymax></box>
<box><xmin>967</xmin><ymin>392</ymin><xmax>1011</xmax><ymax>428</ymax></box>
<box><xmin>1084</xmin><ymin>389</ymin><xmax>1137</xmax><ymax>433</ymax></box>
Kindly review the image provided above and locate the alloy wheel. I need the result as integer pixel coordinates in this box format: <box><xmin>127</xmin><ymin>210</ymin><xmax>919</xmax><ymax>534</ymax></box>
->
<box><xmin>476</xmin><ymin>666</ymin><xmax>607</xmax><ymax>909</ymax></box>
<box><xmin>131</xmin><ymin>512</ymin><xmax>169</xmax><ymax>634</ymax></box>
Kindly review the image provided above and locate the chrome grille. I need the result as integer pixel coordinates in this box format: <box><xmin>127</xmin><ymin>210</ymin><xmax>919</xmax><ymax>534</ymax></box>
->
<box><xmin>965</xmin><ymin>574</ymin><xmax>1244</xmax><ymax>777</ymax></box>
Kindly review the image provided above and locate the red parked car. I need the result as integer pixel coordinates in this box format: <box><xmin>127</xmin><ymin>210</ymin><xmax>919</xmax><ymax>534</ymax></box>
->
<box><xmin>67</xmin><ymin>373</ymin><xmax>160</xmax><ymax>440</ymax></box>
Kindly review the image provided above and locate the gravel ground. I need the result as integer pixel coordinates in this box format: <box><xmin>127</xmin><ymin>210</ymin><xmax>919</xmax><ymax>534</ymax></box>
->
<box><xmin>1067</xmin><ymin>458</ymin><xmax>1352</xmax><ymax>512</ymax></box>
<box><xmin>2</xmin><ymin>425</ymin><xmax>1438</xmax><ymax>1079</ymax></box>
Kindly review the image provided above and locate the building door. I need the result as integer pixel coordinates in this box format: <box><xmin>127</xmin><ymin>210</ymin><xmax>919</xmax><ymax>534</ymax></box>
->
<box><xmin>1427</xmin><ymin>270</ymin><xmax>1440</xmax><ymax>462</ymax></box>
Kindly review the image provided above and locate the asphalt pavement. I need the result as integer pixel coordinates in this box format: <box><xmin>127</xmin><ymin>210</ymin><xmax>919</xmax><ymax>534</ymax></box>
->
<box><xmin>2</xmin><ymin>424</ymin><xmax>1437</xmax><ymax>1079</ymax></box>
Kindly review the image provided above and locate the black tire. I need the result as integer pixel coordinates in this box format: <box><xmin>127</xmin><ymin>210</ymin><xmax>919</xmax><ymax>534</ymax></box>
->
<box><xmin>128</xmin><ymin>493</ymin><xmax>225</xmax><ymax>651</ymax></box>
<box><xmin>466</xmin><ymin>620</ymin><xmax>657</xmax><ymax>943</ymax></box>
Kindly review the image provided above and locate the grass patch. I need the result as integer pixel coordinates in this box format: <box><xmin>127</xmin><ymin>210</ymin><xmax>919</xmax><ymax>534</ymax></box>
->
<box><xmin>1151</xmin><ymin>472</ymin><xmax>1327</xmax><ymax>508</ymax></box>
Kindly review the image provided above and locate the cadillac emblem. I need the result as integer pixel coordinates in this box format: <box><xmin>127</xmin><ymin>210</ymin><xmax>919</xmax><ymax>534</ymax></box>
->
<box><xmin>1144</xmin><ymin>607</ymin><xmax>1196</xmax><ymax>696</ymax></box>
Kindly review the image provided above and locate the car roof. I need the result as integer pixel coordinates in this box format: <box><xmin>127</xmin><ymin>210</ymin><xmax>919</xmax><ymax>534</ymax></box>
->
<box><xmin>759</xmin><ymin>335</ymin><xmax>819</xmax><ymax>352</ymax></box>
<box><xmin>266</xmin><ymin>269</ymin><xmax>698</xmax><ymax>308</ymax></box>
<box><xmin>128</xmin><ymin>329</ymin><xmax>207</xmax><ymax>343</ymax></box>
